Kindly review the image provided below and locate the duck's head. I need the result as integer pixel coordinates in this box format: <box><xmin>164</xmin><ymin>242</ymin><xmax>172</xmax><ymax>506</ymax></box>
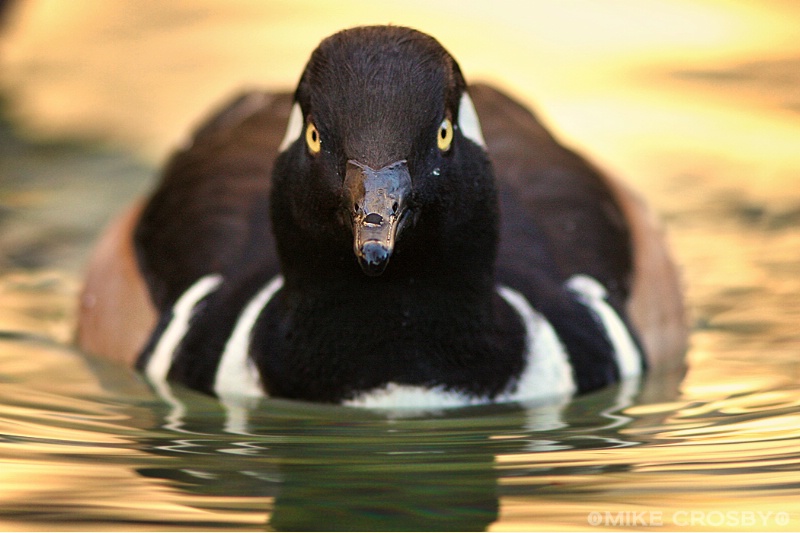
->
<box><xmin>272</xmin><ymin>26</ymin><xmax>494</xmax><ymax>279</ymax></box>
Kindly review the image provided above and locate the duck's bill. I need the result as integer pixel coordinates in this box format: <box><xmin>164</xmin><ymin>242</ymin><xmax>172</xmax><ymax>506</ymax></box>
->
<box><xmin>344</xmin><ymin>159</ymin><xmax>412</xmax><ymax>276</ymax></box>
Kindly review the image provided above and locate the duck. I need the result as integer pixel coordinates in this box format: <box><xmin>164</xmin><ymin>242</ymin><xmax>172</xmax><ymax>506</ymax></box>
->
<box><xmin>76</xmin><ymin>25</ymin><xmax>687</xmax><ymax>408</ymax></box>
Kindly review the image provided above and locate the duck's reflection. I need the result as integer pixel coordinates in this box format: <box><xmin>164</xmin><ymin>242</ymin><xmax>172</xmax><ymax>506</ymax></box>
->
<box><xmin>132</xmin><ymin>366</ymin><xmax>684</xmax><ymax>531</ymax></box>
<box><xmin>267</xmin><ymin>430</ymin><xmax>500</xmax><ymax>530</ymax></box>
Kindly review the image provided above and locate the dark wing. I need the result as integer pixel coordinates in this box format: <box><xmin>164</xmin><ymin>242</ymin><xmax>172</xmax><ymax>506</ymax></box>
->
<box><xmin>471</xmin><ymin>83</ymin><xmax>633</xmax><ymax>308</ymax></box>
<box><xmin>134</xmin><ymin>91</ymin><xmax>294</xmax><ymax>310</ymax></box>
<box><xmin>472</xmin><ymin>84</ymin><xmax>641</xmax><ymax>389</ymax></box>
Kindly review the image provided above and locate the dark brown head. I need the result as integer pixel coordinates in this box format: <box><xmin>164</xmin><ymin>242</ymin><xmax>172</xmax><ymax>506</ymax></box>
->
<box><xmin>271</xmin><ymin>26</ymin><xmax>494</xmax><ymax>279</ymax></box>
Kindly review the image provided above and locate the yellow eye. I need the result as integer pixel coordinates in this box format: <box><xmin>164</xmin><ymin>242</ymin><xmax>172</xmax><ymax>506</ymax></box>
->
<box><xmin>305</xmin><ymin>122</ymin><xmax>321</xmax><ymax>154</ymax></box>
<box><xmin>437</xmin><ymin>117</ymin><xmax>453</xmax><ymax>152</ymax></box>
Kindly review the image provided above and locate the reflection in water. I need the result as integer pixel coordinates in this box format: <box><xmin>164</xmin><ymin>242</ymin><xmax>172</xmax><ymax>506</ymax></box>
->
<box><xmin>0</xmin><ymin>333</ymin><xmax>694</xmax><ymax>531</ymax></box>
<box><xmin>265</xmin><ymin>426</ymin><xmax>499</xmax><ymax>530</ymax></box>
<box><xmin>1</xmin><ymin>1</ymin><xmax>800</xmax><ymax>530</ymax></box>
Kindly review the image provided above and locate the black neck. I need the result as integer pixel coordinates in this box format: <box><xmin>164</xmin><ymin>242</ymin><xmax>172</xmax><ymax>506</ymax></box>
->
<box><xmin>250</xmin><ymin>267</ymin><xmax>526</xmax><ymax>403</ymax></box>
<box><xmin>257</xmin><ymin>156</ymin><xmax>525</xmax><ymax>402</ymax></box>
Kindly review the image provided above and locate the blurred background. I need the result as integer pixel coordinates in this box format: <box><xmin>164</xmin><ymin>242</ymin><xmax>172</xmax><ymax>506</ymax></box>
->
<box><xmin>2</xmin><ymin>1</ymin><xmax>798</xmax><ymax>171</ymax></box>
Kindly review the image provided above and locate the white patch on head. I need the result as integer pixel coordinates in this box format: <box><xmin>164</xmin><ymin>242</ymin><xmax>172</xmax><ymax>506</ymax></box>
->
<box><xmin>145</xmin><ymin>274</ymin><xmax>223</xmax><ymax>383</ymax></box>
<box><xmin>214</xmin><ymin>275</ymin><xmax>284</xmax><ymax>398</ymax></box>
<box><xmin>496</xmin><ymin>285</ymin><xmax>577</xmax><ymax>400</ymax></box>
<box><xmin>566</xmin><ymin>274</ymin><xmax>643</xmax><ymax>379</ymax></box>
<box><xmin>278</xmin><ymin>102</ymin><xmax>304</xmax><ymax>152</ymax></box>
<box><xmin>457</xmin><ymin>92</ymin><xmax>486</xmax><ymax>148</ymax></box>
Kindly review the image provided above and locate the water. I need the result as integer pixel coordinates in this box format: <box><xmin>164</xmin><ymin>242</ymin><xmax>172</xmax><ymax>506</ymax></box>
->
<box><xmin>1</xmin><ymin>1</ymin><xmax>800</xmax><ymax>530</ymax></box>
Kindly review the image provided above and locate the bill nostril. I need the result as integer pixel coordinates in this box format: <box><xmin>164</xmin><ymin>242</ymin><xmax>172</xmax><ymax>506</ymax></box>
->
<box><xmin>364</xmin><ymin>213</ymin><xmax>383</xmax><ymax>225</ymax></box>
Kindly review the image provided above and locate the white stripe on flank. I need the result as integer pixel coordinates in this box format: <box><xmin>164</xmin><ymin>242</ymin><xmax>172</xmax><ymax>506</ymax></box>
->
<box><xmin>214</xmin><ymin>275</ymin><xmax>284</xmax><ymax>397</ymax></box>
<box><xmin>278</xmin><ymin>103</ymin><xmax>304</xmax><ymax>152</ymax></box>
<box><xmin>145</xmin><ymin>274</ymin><xmax>223</xmax><ymax>383</ymax></box>
<box><xmin>458</xmin><ymin>92</ymin><xmax>487</xmax><ymax>148</ymax></box>
<box><xmin>497</xmin><ymin>285</ymin><xmax>577</xmax><ymax>400</ymax></box>
<box><xmin>566</xmin><ymin>274</ymin><xmax>643</xmax><ymax>379</ymax></box>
